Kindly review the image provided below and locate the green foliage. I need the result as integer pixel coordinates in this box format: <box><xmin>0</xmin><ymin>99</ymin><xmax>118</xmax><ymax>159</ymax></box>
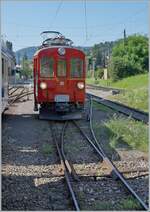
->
<box><xmin>109</xmin><ymin>56</ymin><xmax>133</xmax><ymax>81</ymax></box>
<box><xmin>21</xmin><ymin>54</ymin><xmax>33</xmax><ymax>79</ymax></box>
<box><xmin>110</xmin><ymin>87</ymin><xmax>148</xmax><ymax>112</ymax></box>
<box><xmin>108</xmin><ymin>73</ymin><xmax>148</xmax><ymax>89</ymax></box>
<box><xmin>93</xmin><ymin>101</ymin><xmax>115</xmax><ymax>113</ymax></box>
<box><xmin>92</xmin><ymin>41</ymin><xmax>116</xmax><ymax>67</ymax></box>
<box><xmin>90</xmin><ymin>200</ymin><xmax>112</xmax><ymax>210</ymax></box>
<box><xmin>118</xmin><ymin>197</ymin><xmax>141</xmax><ymax>210</ymax></box>
<box><xmin>108</xmin><ymin>74</ymin><xmax>148</xmax><ymax>112</ymax></box>
<box><xmin>104</xmin><ymin>114</ymin><xmax>148</xmax><ymax>152</ymax></box>
<box><xmin>109</xmin><ymin>34</ymin><xmax>148</xmax><ymax>81</ymax></box>
<box><xmin>42</xmin><ymin>143</ymin><xmax>53</xmax><ymax>155</ymax></box>
<box><xmin>86</xmin><ymin>71</ymin><xmax>92</xmax><ymax>78</ymax></box>
<box><xmin>95</xmin><ymin>68</ymin><xmax>104</xmax><ymax>79</ymax></box>
<box><xmin>86</xmin><ymin>77</ymin><xmax>112</xmax><ymax>86</ymax></box>
<box><xmin>87</xmin><ymin>73</ymin><xmax>148</xmax><ymax>89</ymax></box>
<box><xmin>87</xmin><ymin>74</ymin><xmax>148</xmax><ymax>112</ymax></box>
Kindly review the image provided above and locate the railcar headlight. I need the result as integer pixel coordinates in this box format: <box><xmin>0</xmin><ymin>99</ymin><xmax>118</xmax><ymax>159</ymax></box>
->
<box><xmin>77</xmin><ymin>82</ymin><xmax>84</xmax><ymax>89</ymax></box>
<box><xmin>40</xmin><ymin>82</ymin><xmax>47</xmax><ymax>89</ymax></box>
<box><xmin>58</xmin><ymin>47</ymin><xmax>66</xmax><ymax>55</ymax></box>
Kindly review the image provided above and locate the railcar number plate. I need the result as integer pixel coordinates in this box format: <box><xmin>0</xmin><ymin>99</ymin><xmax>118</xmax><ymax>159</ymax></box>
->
<box><xmin>55</xmin><ymin>95</ymin><xmax>69</xmax><ymax>102</ymax></box>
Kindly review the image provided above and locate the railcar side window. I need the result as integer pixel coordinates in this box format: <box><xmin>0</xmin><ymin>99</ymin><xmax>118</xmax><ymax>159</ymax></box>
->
<box><xmin>57</xmin><ymin>59</ymin><xmax>66</xmax><ymax>77</ymax></box>
<box><xmin>40</xmin><ymin>57</ymin><xmax>54</xmax><ymax>77</ymax></box>
<box><xmin>70</xmin><ymin>58</ymin><xmax>83</xmax><ymax>78</ymax></box>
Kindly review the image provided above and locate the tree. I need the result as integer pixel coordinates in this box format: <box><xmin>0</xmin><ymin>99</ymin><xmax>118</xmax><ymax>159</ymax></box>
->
<box><xmin>109</xmin><ymin>34</ymin><xmax>148</xmax><ymax>81</ymax></box>
<box><xmin>21</xmin><ymin>54</ymin><xmax>32</xmax><ymax>79</ymax></box>
<box><xmin>92</xmin><ymin>41</ymin><xmax>117</xmax><ymax>68</ymax></box>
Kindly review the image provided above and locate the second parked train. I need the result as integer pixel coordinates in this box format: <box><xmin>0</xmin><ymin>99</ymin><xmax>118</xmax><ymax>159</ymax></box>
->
<box><xmin>1</xmin><ymin>39</ymin><xmax>16</xmax><ymax>113</ymax></box>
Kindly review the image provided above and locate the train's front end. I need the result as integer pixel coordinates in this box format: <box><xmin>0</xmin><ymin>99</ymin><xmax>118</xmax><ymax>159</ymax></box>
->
<box><xmin>33</xmin><ymin>32</ymin><xmax>86</xmax><ymax>120</ymax></box>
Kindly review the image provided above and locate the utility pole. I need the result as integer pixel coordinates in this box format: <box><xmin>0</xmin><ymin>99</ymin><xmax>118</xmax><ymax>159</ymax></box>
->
<box><xmin>124</xmin><ymin>29</ymin><xmax>127</xmax><ymax>45</ymax></box>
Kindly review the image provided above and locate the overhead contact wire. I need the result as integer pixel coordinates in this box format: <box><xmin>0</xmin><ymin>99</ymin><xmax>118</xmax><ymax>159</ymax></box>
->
<box><xmin>50</xmin><ymin>0</ymin><xmax>63</xmax><ymax>28</ymax></box>
<box><xmin>84</xmin><ymin>0</ymin><xmax>88</xmax><ymax>41</ymax></box>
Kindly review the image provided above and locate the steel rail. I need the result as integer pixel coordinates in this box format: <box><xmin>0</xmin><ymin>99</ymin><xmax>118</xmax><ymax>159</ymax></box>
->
<box><xmin>9</xmin><ymin>90</ymin><xmax>33</xmax><ymax>99</ymax></box>
<box><xmin>9</xmin><ymin>91</ymin><xmax>33</xmax><ymax>106</ymax></box>
<box><xmin>86</xmin><ymin>83</ymin><xmax>124</xmax><ymax>93</ymax></box>
<box><xmin>61</xmin><ymin>122</ymin><xmax>80</xmax><ymax>181</ymax></box>
<box><xmin>10</xmin><ymin>91</ymin><xmax>33</xmax><ymax>101</ymax></box>
<box><xmin>51</xmin><ymin>122</ymin><xmax>80</xmax><ymax>211</ymax></box>
<box><xmin>90</xmin><ymin>98</ymin><xmax>148</xmax><ymax>210</ymax></box>
<box><xmin>8</xmin><ymin>86</ymin><xmax>15</xmax><ymax>92</ymax></box>
<box><xmin>83</xmin><ymin>97</ymin><xmax>148</xmax><ymax>210</ymax></box>
<box><xmin>86</xmin><ymin>93</ymin><xmax>148</xmax><ymax>124</ymax></box>
<box><xmin>73</xmin><ymin>120</ymin><xmax>148</xmax><ymax>210</ymax></box>
<box><xmin>8</xmin><ymin>87</ymin><xmax>20</xmax><ymax>96</ymax></box>
<box><xmin>9</xmin><ymin>88</ymin><xmax>26</xmax><ymax>104</ymax></box>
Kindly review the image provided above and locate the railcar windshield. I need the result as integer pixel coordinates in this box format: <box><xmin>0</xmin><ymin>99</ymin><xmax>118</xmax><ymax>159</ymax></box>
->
<box><xmin>40</xmin><ymin>57</ymin><xmax>54</xmax><ymax>77</ymax></box>
<box><xmin>70</xmin><ymin>58</ymin><xmax>83</xmax><ymax>78</ymax></box>
<box><xmin>57</xmin><ymin>59</ymin><xmax>66</xmax><ymax>77</ymax></box>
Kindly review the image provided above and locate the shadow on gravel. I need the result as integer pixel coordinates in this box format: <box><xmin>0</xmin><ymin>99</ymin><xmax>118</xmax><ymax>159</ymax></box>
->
<box><xmin>2</xmin><ymin>113</ymin><xmax>59</xmax><ymax>166</ymax></box>
<box><xmin>2</xmin><ymin>175</ymin><xmax>71</xmax><ymax>211</ymax></box>
<box><xmin>2</xmin><ymin>113</ymin><xmax>122</xmax><ymax>166</ymax></box>
<box><xmin>2</xmin><ymin>174</ymin><xmax>148</xmax><ymax>210</ymax></box>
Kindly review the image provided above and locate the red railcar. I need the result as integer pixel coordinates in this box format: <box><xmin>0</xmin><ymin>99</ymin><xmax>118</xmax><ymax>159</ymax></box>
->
<box><xmin>33</xmin><ymin>31</ymin><xmax>86</xmax><ymax>120</ymax></box>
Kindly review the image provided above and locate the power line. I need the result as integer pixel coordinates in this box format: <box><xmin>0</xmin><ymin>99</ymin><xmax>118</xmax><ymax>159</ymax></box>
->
<box><xmin>84</xmin><ymin>0</ymin><xmax>88</xmax><ymax>41</ymax></box>
<box><xmin>50</xmin><ymin>0</ymin><xmax>63</xmax><ymax>28</ymax></box>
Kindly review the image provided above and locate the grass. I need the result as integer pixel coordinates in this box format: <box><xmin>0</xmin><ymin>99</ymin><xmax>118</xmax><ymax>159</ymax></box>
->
<box><xmin>118</xmin><ymin>196</ymin><xmax>141</xmax><ymax>210</ymax></box>
<box><xmin>104</xmin><ymin>114</ymin><xmax>148</xmax><ymax>152</ymax></box>
<box><xmin>93</xmin><ymin>101</ymin><xmax>115</xmax><ymax>113</ymax></box>
<box><xmin>86</xmin><ymin>73</ymin><xmax>148</xmax><ymax>112</ymax></box>
<box><xmin>86</xmin><ymin>73</ymin><xmax>148</xmax><ymax>89</ymax></box>
<box><xmin>109</xmin><ymin>87</ymin><xmax>148</xmax><ymax>112</ymax></box>
<box><xmin>42</xmin><ymin>143</ymin><xmax>54</xmax><ymax>155</ymax></box>
<box><xmin>90</xmin><ymin>200</ymin><xmax>113</xmax><ymax>210</ymax></box>
<box><xmin>87</xmin><ymin>198</ymin><xmax>141</xmax><ymax>210</ymax></box>
<box><xmin>86</xmin><ymin>77</ymin><xmax>112</xmax><ymax>87</ymax></box>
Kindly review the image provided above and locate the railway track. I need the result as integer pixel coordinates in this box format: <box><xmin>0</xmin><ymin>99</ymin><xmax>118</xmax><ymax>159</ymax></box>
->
<box><xmin>8</xmin><ymin>87</ymin><xmax>33</xmax><ymax>106</ymax></box>
<box><xmin>73</xmin><ymin>99</ymin><xmax>148</xmax><ymax>210</ymax></box>
<box><xmin>8</xmin><ymin>87</ymin><xmax>148</xmax><ymax>210</ymax></box>
<box><xmin>86</xmin><ymin>92</ymin><xmax>148</xmax><ymax>124</ymax></box>
<box><xmin>4</xmin><ymin>89</ymin><xmax>148</xmax><ymax>210</ymax></box>
<box><xmin>86</xmin><ymin>83</ymin><xmax>125</xmax><ymax>94</ymax></box>
<box><xmin>49</xmin><ymin>101</ymin><xmax>148</xmax><ymax>210</ymax></box>
<box><xmin>77</xmin><ymin>97</ymin><xmax>148</xmax><ymax>210</ymax></box>
<box><xmin>50</xmin><ymin>122</ymin><xmax>80</xmax><ymax>210</ymax></box>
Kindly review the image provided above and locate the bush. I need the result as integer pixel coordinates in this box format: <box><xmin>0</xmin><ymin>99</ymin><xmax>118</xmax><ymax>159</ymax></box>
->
<box><xmin>109</xmin><ymin>56</ymin><xmax>135</xmax><ymax>81</ymax></box>
<box><xmin>95</xmin><ymin>68</ymin><xmax>104</xmax><ymax>79</ymax></box>
<box><xmin>109</xmin><ymin>35</ymin><xmax>148</xmax><ymax>81</ymax></box>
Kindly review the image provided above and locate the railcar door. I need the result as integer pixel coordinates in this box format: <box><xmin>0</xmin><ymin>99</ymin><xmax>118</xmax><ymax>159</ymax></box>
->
<box><xmin>55</xmin><ymin>57</ymin><xmax>69</xmax><ymax>103</ymax></box>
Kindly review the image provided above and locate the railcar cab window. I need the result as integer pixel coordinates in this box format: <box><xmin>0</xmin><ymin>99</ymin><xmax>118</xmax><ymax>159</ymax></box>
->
<box><xmin>70</xmin><ymin>58</ymin><xmax>83</xmax><ymax>78</ymax></box>
<box><xmin>40</xmin><ymin>57</ymin><xmax>54</xmax><ymax>77</ymax></box>
<box><xmin>57</xmin><ymin>59</ymin><xmax>66</xmax><ymax>77</ymax></box>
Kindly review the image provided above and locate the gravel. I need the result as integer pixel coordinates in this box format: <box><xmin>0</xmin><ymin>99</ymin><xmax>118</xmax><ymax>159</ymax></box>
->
<box><xmin>2</xmin><ymin>96</ymin><xmax>71</xmax><ymax>210</ymax></box>
<box><xmin>2</xmin><ymin>95</ymin><xmax>149</xmax><ymax>210</ymax></box>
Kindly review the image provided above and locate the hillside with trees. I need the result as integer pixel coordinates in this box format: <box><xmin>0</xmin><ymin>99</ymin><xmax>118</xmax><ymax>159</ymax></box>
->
<box><xmin>15</xmin><ymin>46</ymin><xmax>92</xmax><ymax>64</ymax></box>
<box><xmin>15</xmin><ymin>34</ymin><xmax>148</xmax><ymax>82</ymax></box>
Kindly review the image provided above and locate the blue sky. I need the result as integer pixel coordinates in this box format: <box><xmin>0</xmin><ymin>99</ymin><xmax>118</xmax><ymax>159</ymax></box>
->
<box><xmin>1</xmin><ymin>0</ymin><xmax>149</xmax><ymax>51</ymax></box>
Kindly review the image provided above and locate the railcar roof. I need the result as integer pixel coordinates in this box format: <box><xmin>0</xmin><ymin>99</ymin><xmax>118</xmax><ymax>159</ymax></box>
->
<box><xmin>33</xmin><ymin>46</ymin><xmax>85</xmax><ymax>57</ymax></box>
